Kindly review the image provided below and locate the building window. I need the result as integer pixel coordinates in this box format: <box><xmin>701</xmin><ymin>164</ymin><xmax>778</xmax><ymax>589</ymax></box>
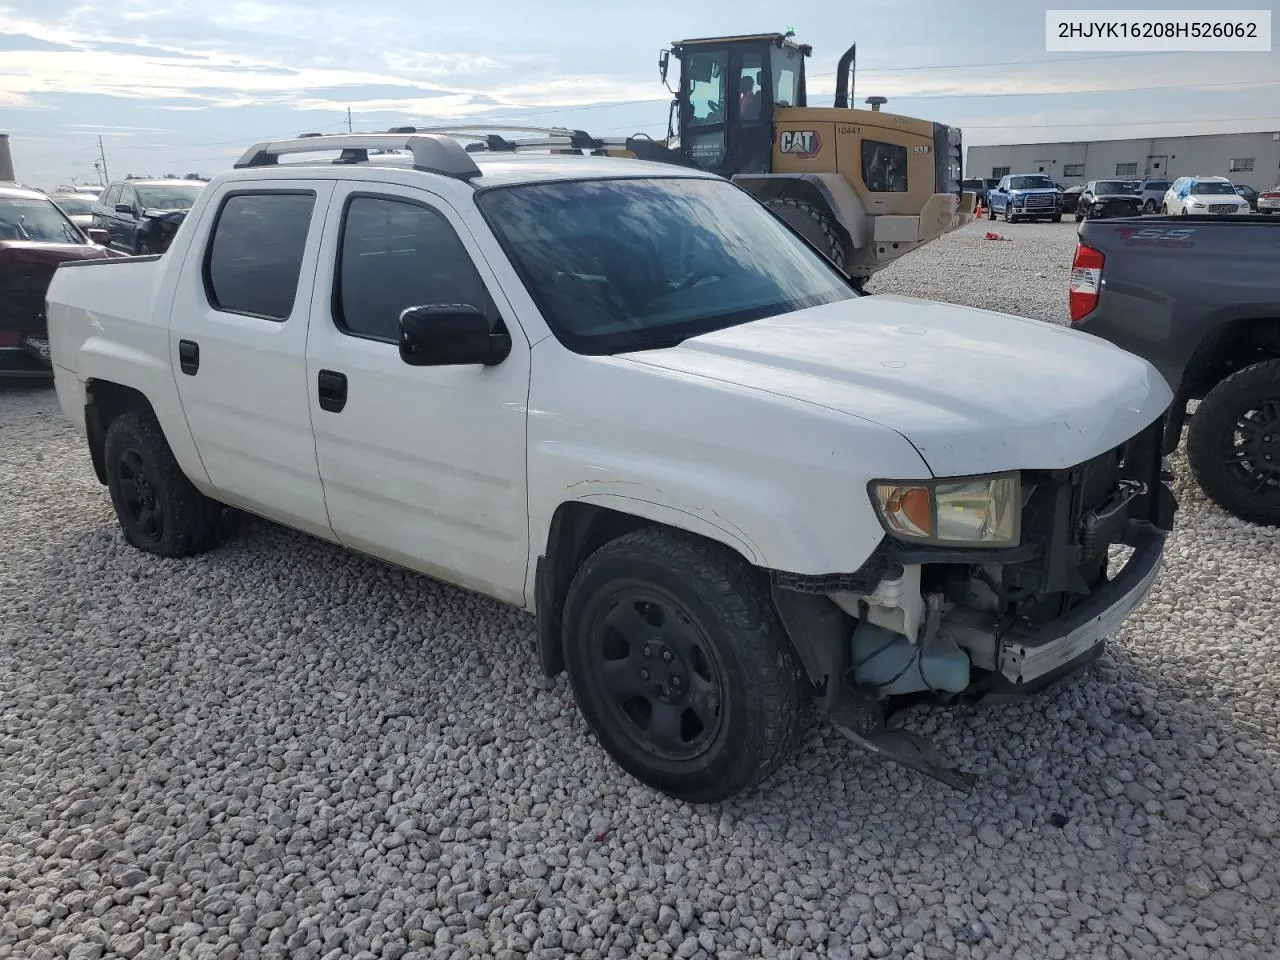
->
<box><xmin>1229</xmin><ymin>158</ymin><xmax>1255</xmax><ymax>173</ymax></box>
<box><xmin>1063</xmin><ymin>163</ymin><xmax>1085</xmax><ymax>177</ymax></box>
<box><xmin>992</xmin><ymin>166</ymin><xmax>1010</xmax><ymax>178</ymax></box>
<box><xmin>1115</xmin><ymin>162</ymin><xmax>1138</xmax><ymax>177</ymax></box>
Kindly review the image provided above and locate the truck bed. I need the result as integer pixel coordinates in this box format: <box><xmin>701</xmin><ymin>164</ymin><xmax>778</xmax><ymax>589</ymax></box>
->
<box><xmin>1072</xmin><ymin>215</ymin><xmax>1280</xmax><ymax>394</ymax></box>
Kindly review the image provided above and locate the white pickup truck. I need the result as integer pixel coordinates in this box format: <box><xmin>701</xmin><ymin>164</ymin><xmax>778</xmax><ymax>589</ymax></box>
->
<box><xmin>46</xmin><ymin>131</ymin><xmax>1177</xmax><ymax>801</ymax></box>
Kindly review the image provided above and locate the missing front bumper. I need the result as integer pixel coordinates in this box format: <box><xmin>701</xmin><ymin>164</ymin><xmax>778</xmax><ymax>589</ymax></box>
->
<box><xmin>998</xmin><ymin>524</ymin><xmax>1166</xmax><ymax>687</ymax></box>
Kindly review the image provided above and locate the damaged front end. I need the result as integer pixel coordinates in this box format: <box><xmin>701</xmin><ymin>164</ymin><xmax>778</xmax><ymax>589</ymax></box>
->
<box><xmin>771</xmin><ymin>415</ymin><xmax>1176</xmax><ymax>791</ymax></box>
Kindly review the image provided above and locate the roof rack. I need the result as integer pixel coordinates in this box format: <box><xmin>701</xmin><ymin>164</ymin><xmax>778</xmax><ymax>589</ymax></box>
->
<box><xmin>233</xmin><ymin>126</ymin><xmax>629</xmax><ymax>179</ymax></box>
<box><xmin>234</xmin><ymin>133</ymin><xmax>485</xmax><ymax>179</ymax></box>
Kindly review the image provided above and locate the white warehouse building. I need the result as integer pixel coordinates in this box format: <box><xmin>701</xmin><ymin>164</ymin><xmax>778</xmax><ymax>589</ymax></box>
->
<box><xmin>966</xmin><ymin>129</ymin><xmax>1280</xmax><ymax>191</ymax></box>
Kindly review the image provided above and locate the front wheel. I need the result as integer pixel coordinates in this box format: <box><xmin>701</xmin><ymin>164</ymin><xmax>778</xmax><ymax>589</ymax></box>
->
<box><xmin>1053</xmin><ymin>214</ymin><xmax>1063</xmax><ymax>223</ymax></box>
<box><xmin>765</xmin><ymin>198</ymin><xmax>847</xmax><ymax>272</ymax></box>
<box><xmin>561</xmin><ymin>528</ymin><xmax>807</xmax><ymax>802</ymax></box>
<box><xmin>1186</xmin><ymin>360</ymin><xmax>1280</xmax><ymax>526</ymax></box>
<box><xmin>104</xmin><ymin>411</ymin><xmax>223</xmax><ymax>556</ymax></box>
<box><xmin>1004</xmin><ymin>204</ymin><xmax>1016</xmax><ymax>224</ymax></box>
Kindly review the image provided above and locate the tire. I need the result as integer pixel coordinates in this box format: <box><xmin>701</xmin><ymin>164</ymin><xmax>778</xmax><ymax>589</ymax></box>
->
<box><xmin>104</xmin><ymin>411</ymin><xmax>223</xmax><ymax>556</ymax></box>
<box><xmin>560</xmin><ymin>527</ymin><xmax>807</xmax><ymax>802</ymax></box>
<box><xmin>136</xmin><ymin>239</ymin><xmax>152</xmax><ymax>256</ymax></box>
<box><xmin>1003</xmin><ymin>204</ymin><xmax>1016</xmax><ymax>224</ymax></box>
<box><xmin>1053</xmin><ymin>214</ymin><xmax>1063</xmax><ymax>223</ymax></box>
<box><xmin>765</xmin><ymin>198</ymin><xmax>847</xmax><ymax>271</ymax></box>
<box><xmin>986</xmin><ymin>205</ymin><xmax>996</xmax><ymax>221</ymax></box>
<box><xmin>1186</xmin><ymin>360</ymin><xmax>1280</xmax><ymax>526</ymax></box>
<box><xmin>1161</xmin><ymin>204</ymin><xmax>1169</xmax><ymax>214</ymax></box>
<box><xmin>1143</xmin><ymin>200</ymin><xmax>1156</xmax><ymax>214</ymax></box>
<box><xmin>1074</xmin><ymin>213</ymin><xmax>1083</xmax><ymax>222</ymax></box>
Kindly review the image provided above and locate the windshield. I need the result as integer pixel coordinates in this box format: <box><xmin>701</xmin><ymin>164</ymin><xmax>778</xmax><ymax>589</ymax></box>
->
<box><xmin>53</xmin><ymin>196</ymin><xmax>95</xmax><ymax>215</ymax></box>
<box><xmin>1008</xmin><ymin>176</ymin><xmax>1055</xmax><ymax>190</ymax></box>
<box><xmin>0</xmin><ymin>196</ymin><xmax>84</xmax><ymax>243</ymax></box>
<box><xmin>476</xmin><ymin>177</ymin><xmax>856</xmax><ymax>355</ymax></box>
<box><xmin>133</xmin><ymin>182</ymin><xmax>203</xmax><ymax>210</ymax></box>
<box><xmin>1191</xmin><ymin>181</ymin><xmax>1238</xmax><ymax>196</ymax></box>
<box><xmin>1094</xmin><ymin>181</ymin><xmax>1135</xmax><ymax>194</ymax></box>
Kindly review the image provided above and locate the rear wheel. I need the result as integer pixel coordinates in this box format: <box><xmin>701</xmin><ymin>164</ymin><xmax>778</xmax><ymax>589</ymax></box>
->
<box><xmin>1187</xmin><ymin>360</ymin><xmax>1280</xmax><ymax>526</ymax></box>
<box><xmin>1143</xmin><ymin>200</ymin><xmax>1156</xmax><ymax>214</ymax></box>
<box><xmin>561</xmin><ymin>528</ymin><xmax>807</xmax><ymax>802</ymax></box>
<box><xmin>765</xmin><ymin>198</ymin><xmax>847</xmax><ymax>271</ymax></box>
<box><xmin>104</xmin><ymin>411</ymin><xmax>223</xmax><ymax>556</ymax></box>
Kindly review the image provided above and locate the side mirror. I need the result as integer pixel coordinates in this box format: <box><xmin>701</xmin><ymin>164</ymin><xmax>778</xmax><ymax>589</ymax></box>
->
<box><xmin>86</xmin><ymin>227</ymin><xmax>109</xmax><ymax>245</ymax></box>
<box><xmin>114</xmin><ymin>203</ymin><xmax>134</xmax><ymax>216</ymax></box>
<box><xmin>658</xmin><ymin>49</ymin><xmax>670</xmax><ymax>85</ymax></box>
<box><xmin>399</xmin><ymin>304</ymin><xmax>510</xmax><ymax>367</ymax></box>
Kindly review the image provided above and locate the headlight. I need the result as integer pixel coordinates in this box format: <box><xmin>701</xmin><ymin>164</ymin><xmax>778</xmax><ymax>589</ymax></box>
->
<box><xmin>1189</xmin><ymin>199</ymin><xmax>1205</xmax><ymax>207</ymax></box>
<box><xmin>870</xmin><ymin>473</ymin><xmax>1020</xmax><ymax>547</ymax></box>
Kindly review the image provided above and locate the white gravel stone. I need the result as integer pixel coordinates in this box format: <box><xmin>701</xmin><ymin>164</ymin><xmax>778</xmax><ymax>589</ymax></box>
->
<box><xmin>3</xmin><ymin>219</ymin><xmax>1279</xmax><ymax>957</ymax></box>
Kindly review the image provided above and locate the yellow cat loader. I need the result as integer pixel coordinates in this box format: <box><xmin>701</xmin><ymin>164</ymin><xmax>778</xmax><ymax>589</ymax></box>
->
<box><xmin>605</xmin><ymin>33</ymin><xmax>972</xmax><ymax>286</ymax></box>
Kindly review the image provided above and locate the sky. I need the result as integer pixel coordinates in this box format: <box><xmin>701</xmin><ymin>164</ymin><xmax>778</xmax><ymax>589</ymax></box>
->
<box><xmin>1</xmin><ymin>0</ymin><xmax>1278</xmax><ymax>190</ymax></box>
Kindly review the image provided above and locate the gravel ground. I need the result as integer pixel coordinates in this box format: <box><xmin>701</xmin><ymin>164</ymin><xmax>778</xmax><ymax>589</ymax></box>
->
<box><xmin>3</xmin><ymin>218</ymin><xmax>1280</xmax><ymax>960</ymax></box>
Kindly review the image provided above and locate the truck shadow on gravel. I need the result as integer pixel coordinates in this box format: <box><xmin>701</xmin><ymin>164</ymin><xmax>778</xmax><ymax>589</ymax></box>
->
<box><xmin>16</xmin><ymin>510</ymin><xmax>1280</xmax><ymax>955</ymax></box>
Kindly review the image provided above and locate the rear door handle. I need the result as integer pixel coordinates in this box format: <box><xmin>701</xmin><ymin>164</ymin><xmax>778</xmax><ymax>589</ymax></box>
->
<box><xmin>178</xmin><ymin>339</ymin><xmax>199</xmax><ymax>375</ymax></box>
<box><xmin>317</xmin><ymin>370</ymin><xmax>348</xmax><ymax>413</ymax></box>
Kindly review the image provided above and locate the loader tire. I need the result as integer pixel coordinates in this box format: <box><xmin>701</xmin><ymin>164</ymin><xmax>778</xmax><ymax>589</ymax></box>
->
<box><xmin>765</xmin><ymin>198</ymin><xmax>847</xmax><ymax>271</ymax></box>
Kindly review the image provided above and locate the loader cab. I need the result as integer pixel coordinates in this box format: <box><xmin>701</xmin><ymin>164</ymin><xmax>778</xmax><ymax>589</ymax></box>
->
<box><xmin>665</xmin><ymin>33</ymin><xmax>810</xmax><ymax>177</ymax></box>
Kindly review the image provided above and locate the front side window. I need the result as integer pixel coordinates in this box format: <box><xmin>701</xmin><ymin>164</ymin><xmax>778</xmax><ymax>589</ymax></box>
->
<box><xmin>119</xmin><ymin>186</ymin><xmax>137</xmax><ymax>212</ymax></box>
<box><xmin>686</xmin><ymin>50</ymin><xmax>726</xmax><ymax>126</ymax></box>
<box><xmin>771</xmin><ymin>45</ymin><xmax>801</xmax><ymax>107</ymax></box>
<box><xmin>862</xmin><ymin>140</ymin><xmax>908</xmax><ymax>193</ymax></box>
<box><xmin>100</xmin><ymin>184</ymin><xmax>120</xmax><ymax>208</ymax></box>
<box><xmin>476</xmin><ymin>176</ymin><xmax>855</xmax><ymax>356</ymax></box>
<box><xmin>335</xmin><ymin>195</ymin><xmax>498</xmax><ymax>343</ymax></box>
<box><xmin>0</xmin><ymin>196</ymin><xmax>84</xmax><ymax>243</ymax></box>
<box><xmin>204</xmin><ymin>192</ymin><xmax>316</xmax><ymax>321</ymax></box>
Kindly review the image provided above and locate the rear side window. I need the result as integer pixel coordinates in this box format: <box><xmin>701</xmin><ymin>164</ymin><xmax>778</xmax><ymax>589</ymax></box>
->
<box><xmin>334</xmin><ymin>195</ymin><xmax>498</xmax><ymax>343</ymax></box>
<box><xmin>204</xmin><ymin>192</ymin><xmax>316</xmax><ymax>321</ymax></box>
<box><xmin>862</xmin><ymin>140</ymin><xmax>908</xmax><ymax>193</ymax></box>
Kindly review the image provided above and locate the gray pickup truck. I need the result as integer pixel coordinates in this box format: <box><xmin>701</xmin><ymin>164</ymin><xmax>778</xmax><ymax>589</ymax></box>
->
<box><xmin>1070</xmin><ymin>216</ymin><xmax>1280</xmax><ymax>525</ymax></box>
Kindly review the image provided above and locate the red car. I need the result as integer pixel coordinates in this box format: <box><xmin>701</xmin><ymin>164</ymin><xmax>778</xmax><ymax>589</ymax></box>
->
<box><xmin>1</xmin><ymin>183</ymin><xmax>121</xmax><ymax>379</ymax></box>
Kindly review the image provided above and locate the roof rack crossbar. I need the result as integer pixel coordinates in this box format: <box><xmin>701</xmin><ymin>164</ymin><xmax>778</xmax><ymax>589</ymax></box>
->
<box><xmin>234</xmin><ymin>133</ymin><xmax>482</xmax><ymax>179</ymax></box>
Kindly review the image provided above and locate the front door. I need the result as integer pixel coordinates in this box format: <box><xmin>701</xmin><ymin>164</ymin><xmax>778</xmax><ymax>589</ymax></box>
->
<box><xmin>680</xmin><ymin>46</ymin><xmax>730</xmax><ymax>173</ymax></box>
<box><xmin>167</xmin><ymin>179</ymin><xmax>337</xmax><ymax>540</ymax></box>
<box><xmin>304</xmin><ymin>185</ymin><xmax>531</xmax><ymax>606</ymax></box>
<box><xmin>1145</xmin><ymin>155</ymin><xmax>1168</xmax><ymax>178</ymax></box>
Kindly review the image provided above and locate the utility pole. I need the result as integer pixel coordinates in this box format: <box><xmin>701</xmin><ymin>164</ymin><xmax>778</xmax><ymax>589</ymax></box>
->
<box><xmin>347</xmin><ymin>107</ymin><xmax>353</xmax><ymax>133</ymax></box>
<box><xmin>97</xmin><ymin>136</ymin><xmax>110</xmax><ymax>184</ymax></box>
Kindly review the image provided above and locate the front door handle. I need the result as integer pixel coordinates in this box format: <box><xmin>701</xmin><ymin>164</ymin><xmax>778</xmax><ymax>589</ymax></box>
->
<box><xmin>178</xmin><ymin>339</ymin><xmax>199</xmax><ymax>375</ymax></box>
<box><xmin>317</xmin><ymin>370</ymin><xmax>348</xmax><ymax>413</ymax></box>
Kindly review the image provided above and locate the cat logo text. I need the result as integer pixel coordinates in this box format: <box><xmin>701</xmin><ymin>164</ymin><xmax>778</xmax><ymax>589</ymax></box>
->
<box><xmin>778</xmin><ymin>130</ymin><xmax>823</xmax><ymax>158</ymax></box>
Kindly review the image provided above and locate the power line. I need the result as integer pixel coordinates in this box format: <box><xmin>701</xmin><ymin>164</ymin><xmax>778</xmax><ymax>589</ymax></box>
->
<box><xmin>828</xmin><ymin>50</ymin><xmax>1207</xmax><ymax>73</ymax></box>
<box><xmin>962</xmin><ymin>115</ymin><xmax>1280</xmax><ymax>130</ymax></box>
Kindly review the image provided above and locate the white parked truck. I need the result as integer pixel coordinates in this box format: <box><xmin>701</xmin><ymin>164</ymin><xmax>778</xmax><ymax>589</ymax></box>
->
<box><xmin>46</xmin><ymin>132</ymin><xmax>1177</xmax><ymax>801</ymax></box>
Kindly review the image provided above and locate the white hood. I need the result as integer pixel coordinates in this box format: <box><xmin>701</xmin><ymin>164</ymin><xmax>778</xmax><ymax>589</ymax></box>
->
<box><xmin>618</xmin><ymin>294</ymin><xmax>1172</xmax><ymax>477</ymax></box>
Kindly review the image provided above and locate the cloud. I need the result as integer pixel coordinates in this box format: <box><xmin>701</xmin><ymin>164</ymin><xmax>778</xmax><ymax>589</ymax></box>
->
<box><xmin>0</xmin><ymin>31</ymin><xmax>75</xmax><ymax>51</ymax></box>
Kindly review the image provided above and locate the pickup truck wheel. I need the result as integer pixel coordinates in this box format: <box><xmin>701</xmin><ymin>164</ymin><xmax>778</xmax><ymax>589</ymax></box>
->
<box><xmin>1003</xmin><ymin>204</ymin><xmax>1016</xmax><ymax>224</ymax></box>
<box><xmin>561</xmin><ymin>528</ymin><xmax>806</xmax><ymax>802</ymax></box>
<box><xmin>104</xmin><ymin>411</ymin><xmax>222</xmax><ymax>556</ymax></box>
<box><xmin>1187</xmin><ymin>360</ymin><xmax>1280</xmax><ymax>526</ymax></box>
<box><xmin>986</xmin><ymin>205</ymin><xmax>996</xmax><ymax>221</ymax></box>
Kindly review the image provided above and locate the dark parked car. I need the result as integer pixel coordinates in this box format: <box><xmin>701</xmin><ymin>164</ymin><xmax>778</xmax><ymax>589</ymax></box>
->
<box><xmin>962</xmin><ymin>177</ymin><xmax>999</xmax><ymax>208</ymax></box>
<box><xmin>91</xmin><ymin>179</ymin><xmax>205</xmax><ymax>255</ymax></box>
<box><xmin>0</xmin><ymin>184</ymin><xmax>118</xmax><ymax>379</ymax></box>
<box><xmin>1060</xmin><ymin>184</ymin><xmax>1084</xmax><ymax>214</ymax></box>
<box><xmin>1075</xmin><ymin>180</ymin><xmax>1143</xmax><ymax>221</ymax></box>
<box><xmin>1071</xmin><ymin>214</ymin><xmax>1280</xmax><ymax>524</ymax></box>
<box><xmin>1235</xmin><ymin>184</ymin><xmax>1259</xmax><ymax>211</ymax></box>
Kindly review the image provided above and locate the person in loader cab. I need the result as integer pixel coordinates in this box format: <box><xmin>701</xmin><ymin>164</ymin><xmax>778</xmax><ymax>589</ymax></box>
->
<box><xmin>739</xmin><ymin>75</ymin><xmax>761</xmax><ymax>120</ymax></box>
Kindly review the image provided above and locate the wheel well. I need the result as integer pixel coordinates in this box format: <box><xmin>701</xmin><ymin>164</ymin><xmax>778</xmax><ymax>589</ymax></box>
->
<box><xmin>741</xmin><ymin>179</ymin><xmax>851</xmax><ymax>245</ymax></box>
<box><xmin>1183</xmin><ymin>318</ymin><xmax>1280</xmax><ymax>401</ymax></box>
<box><xmin>84</xmin><ymin>380</ymin><xmax>154</xmax><ymax>485</ymax></box>
<box><xmin>535</xmin><ymin>503</ymin><xmax>655</xmax><ymax>677</ymax></box>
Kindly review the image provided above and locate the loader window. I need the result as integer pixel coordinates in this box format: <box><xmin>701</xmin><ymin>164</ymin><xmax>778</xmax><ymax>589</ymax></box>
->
<box><xmin>737</xmin><ymin>53</ymin><xmax>764</xmax><ymax>120</ymax></box>
<box><xmin>476</xmin><ymin>176</ymin><xmax>855</xmax><ymax>356</ymax></box>
<box><xmin>687</xmin><ymin>50</ymin><xmax>726</xmax><ymax>126</ymax></box>
<box><xmin>771</xmin><ymin>45</ymin><xmax>801</xmax><ymax>107</ymax></box>
<box><xmin>862</xmin><ymin>140</ymin><xmax>908</xmax><ymax>193</ymax></box>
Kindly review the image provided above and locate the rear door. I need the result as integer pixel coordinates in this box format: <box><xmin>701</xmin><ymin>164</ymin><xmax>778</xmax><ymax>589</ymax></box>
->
<box><xmin>167</xmin><ymin>179</ymin><xmax>338</xmax><ymax>540</ymax></box>
<box><xmin>303</xmin><ymin>182</ymin><xmax>531</xmax><ymax>605</ymax></box>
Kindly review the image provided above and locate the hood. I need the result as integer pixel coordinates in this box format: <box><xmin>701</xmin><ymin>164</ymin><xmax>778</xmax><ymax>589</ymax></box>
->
<box><xmin>0</xmin><ymin>241</ymin><xmax>113</xmax><ymax>335</ymax></box>
<box><xmin>141</xmin><ymin>208</ymin><xmax>189</xmax><ymax>221</ymax></box>
<box><xmin>616</xmin><ymin>295</ymin><xmax>1172</xmax><ymax>477</ymax></box>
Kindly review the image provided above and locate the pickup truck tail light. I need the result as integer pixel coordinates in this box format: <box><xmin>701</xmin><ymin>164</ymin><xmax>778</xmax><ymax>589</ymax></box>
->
<box><xmin>1069</xmin><ymin>242</ymin><xmax>1104</xmax><ymax>322</ymax></box>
